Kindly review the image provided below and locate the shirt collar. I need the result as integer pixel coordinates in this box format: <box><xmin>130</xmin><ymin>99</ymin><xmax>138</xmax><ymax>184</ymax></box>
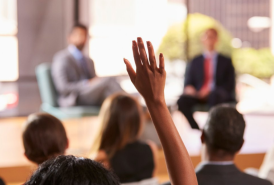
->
<box><xmin>199</xmin><ymin>161</ymin><xmax>234</xmax><ymax>166</ymax></box>
<box><xmin>68</xmin><ymin>45</ymin><xmax>84</xmax><ymax>61</ymax></box>
<box><xmin>203</xmin><ymin>51</ymin><xmax>218</xmax><ymax>59</ymax></box>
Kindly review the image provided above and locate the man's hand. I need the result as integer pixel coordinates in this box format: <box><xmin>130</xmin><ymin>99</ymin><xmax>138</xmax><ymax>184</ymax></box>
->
<box><xmin>123</xmin><ymin>37</ymin><xmax>166</xmax><ymax>104</ymax></box>
<box><xmin>198</xmin><ymin>88</ymin><xmax>210</xmax><ymax>99</ymax></box>
<box><xmin>184</xmin><ymin>85</ymin><xmax>197</xmax><ymax>96</ymax></box>
<box><xmin>88</xmin><ymin>77</ymin><xmax>98</xmax><ymax>84</ymax></box>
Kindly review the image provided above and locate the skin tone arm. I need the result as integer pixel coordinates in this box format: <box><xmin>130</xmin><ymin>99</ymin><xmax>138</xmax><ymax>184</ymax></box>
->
<box><xmin>123</xmin><ymin>37</ymin><xmax>198</xmax><ymax>185</ymax></box>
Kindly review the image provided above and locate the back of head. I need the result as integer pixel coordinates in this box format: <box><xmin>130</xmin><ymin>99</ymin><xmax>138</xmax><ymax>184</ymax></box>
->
<box><xmin>22</xmin><ymin>113</ymin><xmax>68</xmax><ymax>164</ymax></box>
<box><xmin>99</xmin><ymin>93</ymin><xmax>143</xmax><ymax>158</ymax></box>
<box><xmin>204</xmin><ymin>106</ymin><xmax>245</xmax><ymax>155</ymax></box>
<box><xmin>25</xmin><ymin>155</ymin><xmax>120</xmax><ymax>185</ymax></box>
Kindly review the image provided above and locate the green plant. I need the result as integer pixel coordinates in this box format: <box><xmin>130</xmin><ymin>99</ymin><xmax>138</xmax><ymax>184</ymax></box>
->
<box><xmin>232</xmin><ymin>48</ymin><xmax>274</xmax><ymax>78</ymax></box>
<box><xmin>157</xmin><ymin>13</ymin><xmax>233</xmax><ymax>61</ymax></box>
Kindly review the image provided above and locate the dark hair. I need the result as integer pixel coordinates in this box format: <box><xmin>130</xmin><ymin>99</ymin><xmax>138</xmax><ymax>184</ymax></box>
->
<box><xmin>204</xmin><ymin>105</ymin><xmax>245</xmax><ymax>155</ymax></box>
<box><xmin>25</xmin><ymin>155</ymin><xmax>120</xmax><ymax>185</ymax></box>
<box><xmin>98</xmin><ymin>93</ymin><xmax>143</xmax><ymax>158</ymax></box>
<box><xmin>22</xmin><ymin>113</ymin><xmax>68</xmax><ymax>164</ymax></box>
<box><xmin>71</xmin><ymin>23</ymin><xmax>88</xmax><ymax>33</ymax></box>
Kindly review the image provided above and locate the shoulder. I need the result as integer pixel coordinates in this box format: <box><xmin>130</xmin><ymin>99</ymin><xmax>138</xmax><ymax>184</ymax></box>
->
<box><xmin>217</xmin><ymin>54</ymin><xmax>232</xmax><ymax>62</ymax></box>
<box><xmin>240</xmin><ymin>172</ymin><xmax>272</xmax><ymax>185</ymax></box>
<box><xmin>146</xmin><ymin>140</ymin><xmax>158</xmax><ymax>157</ymax></box>
<box><xmin>53</xmin><ymin>49</ymin><xmax>70</xmax><ymax>62</ymax></box>
<box><xmin>191</xmin><ymin>54</ymin><xmax>204</xmax><ymax>63</ymax></box>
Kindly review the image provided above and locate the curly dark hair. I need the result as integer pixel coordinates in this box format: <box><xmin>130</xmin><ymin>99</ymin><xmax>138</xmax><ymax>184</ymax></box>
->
<box><xmin>25</xmin><ymin>155</ymin><xmax>120</xmax><ymax>185</ymax></box>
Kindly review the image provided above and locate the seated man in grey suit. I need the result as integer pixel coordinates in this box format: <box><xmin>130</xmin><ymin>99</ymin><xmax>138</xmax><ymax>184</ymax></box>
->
<box><xmin>52</xmin><ymin>23</ymin><xmax>123</xmax><ymax>107</ymax></box>
<box><xmin>163</xmin><ymin>106</ymin><xmax>272</xmax><ymax>185</ymax></box>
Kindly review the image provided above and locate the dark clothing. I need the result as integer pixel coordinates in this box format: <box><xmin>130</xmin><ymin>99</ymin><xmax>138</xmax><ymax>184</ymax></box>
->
<box><xmin>178</xmin><ymin>54</ymin><xmax>235</xmax><ymax>129</ymax></box>
<box><xmin>196</xmin><ymin>164</ymin><xmax>272</xmax><ymax>185</ymax></box>
<box><xmin>0</xmin><ymin>178</ymin><xmax>5</xmax><ymax>185</ymax></box>
<box><xmin>184</xmin><ymin>54</ymin><xmax>235</xmax><ymax>93</ymax></box>
<box><xmin>110</xmin><ymin>141</ymin><xmax>154</xmax><ymax>183</ymax></box>
<box><xmin>161</xmin><ymin>164</ymin><xmax>272</xmax><ymax>185</ymax></box>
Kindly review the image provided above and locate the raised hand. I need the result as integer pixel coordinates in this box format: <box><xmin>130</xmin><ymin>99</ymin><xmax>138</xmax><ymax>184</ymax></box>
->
<box><xmin>124</xmin><ymin>37</ymin><xmax>166</xmax><ymax>104</ymax></box>
<box><xmin>123</xmin><ymin>37</ymin><xmax>198</xmax><ymax>185</ymax></box>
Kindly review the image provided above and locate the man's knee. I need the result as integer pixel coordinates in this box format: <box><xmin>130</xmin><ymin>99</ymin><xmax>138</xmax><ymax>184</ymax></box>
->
<box><xmin>177</xmin><ymin>96</ymin><xmax>195</xmax><ymax>111</ymax></box>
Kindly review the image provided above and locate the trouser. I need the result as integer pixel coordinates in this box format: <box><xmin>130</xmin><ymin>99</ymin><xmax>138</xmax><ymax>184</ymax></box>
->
<box><xmin>177</xmin><ymin>89</ymin><xmax>232</xmax><ymax>130</ymax></box>
<box><xmin>77</xmin><ymin>77</ymin><xmax>124</xmax><ymax>106</ymax></box>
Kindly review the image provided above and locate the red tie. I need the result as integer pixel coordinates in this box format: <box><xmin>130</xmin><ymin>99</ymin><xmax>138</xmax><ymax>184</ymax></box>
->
<box><xmin>201</xmin><ymin>56</ymin><xmax>212</xmax><ymax>92</ymax></box>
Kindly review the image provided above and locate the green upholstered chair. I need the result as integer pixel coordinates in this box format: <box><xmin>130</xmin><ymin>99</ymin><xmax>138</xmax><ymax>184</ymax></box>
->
<box><xmin>35</xmin><ymin>63</ymin><xmax>100</xmax><ymax>119</ymax></box>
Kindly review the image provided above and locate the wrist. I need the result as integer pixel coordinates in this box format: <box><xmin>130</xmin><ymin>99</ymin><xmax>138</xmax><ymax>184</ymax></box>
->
<box><xmin>144</xmin><ymin>97</ymin><xmax>166</xmax><ymax>107</ymax></box>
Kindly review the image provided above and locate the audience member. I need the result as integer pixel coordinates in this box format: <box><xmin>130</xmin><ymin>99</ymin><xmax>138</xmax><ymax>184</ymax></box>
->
<box><xmin>51</xmin><ymin>23</ymin><xmax>123</xmax><ymax>107</ymax></box>
<box><xmin>22</xmin><ymin>113</ymin><xmax>68</xmax><ymax>164</ymax></box>
<box><xmin>177</xmin><ymin>28</ymin><xmax>235</xmax><ymax>129</ymax></box>
<box><xmin>95</xmin><ymin>93</ymin><xmax>158</xmax><ymax>183</ymax></box>
<box><xmin>124</xmin><ymin>37</ymin><xmax>198</xmax><ymax>185</ymax></box>
<box><xmin>163</xmin><ymin>106</ymin><xmax>271</xmax><ymax>185</ymax></box>
<box><xmin>25</xmin><ymin>155</ymin><xmax>120</xmax><ymax>185</ymax></box>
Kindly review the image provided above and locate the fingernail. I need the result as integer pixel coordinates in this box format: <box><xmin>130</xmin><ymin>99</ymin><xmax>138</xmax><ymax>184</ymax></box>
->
<box><xmin>160</xmin><ymin>53</ymin><xmax>163</xmax><ymax>57</ymax></box>
<box><xmin>147</xmin><ymin>41</ymin><xmax>151</xmax><ymax>47</ymax></box>
<box><xmin>137</xmin><ymin>37</ymin><xmax>142</xmax><ymax>42</ymax></box>
<box><xmin>132</xmin><ymin>40</ymin><xmax>136</xmax><ymax>47</ymax></box>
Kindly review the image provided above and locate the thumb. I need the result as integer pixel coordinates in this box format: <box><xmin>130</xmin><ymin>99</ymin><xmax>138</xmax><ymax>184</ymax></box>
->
<box><xmin>124</xmin><ymin>58</ymin><xmax>136</xmax><ymax>84</ymax></box>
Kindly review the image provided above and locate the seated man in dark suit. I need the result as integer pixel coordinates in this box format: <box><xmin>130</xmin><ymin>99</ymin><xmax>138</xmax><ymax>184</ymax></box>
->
<box><xmin>52</xmin><ymin>23</ymin><xmax>123</xmax><ymax>107</ymax></box>
<box><xmin>162</xmin><ymin>106</ymin><xmax>272</xmax><ymax>185</ymax></box>
<box><xmin>177</xmin><ymin>28</ymin><xmax>235</xmax><ymax>129</ymax></box>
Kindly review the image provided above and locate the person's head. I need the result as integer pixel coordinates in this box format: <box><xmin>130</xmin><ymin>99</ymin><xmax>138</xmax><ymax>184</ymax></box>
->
<box><xmin>98</xmin><ymin>93</ymin><xmax>143</xmax><ymax>158</ymax></box>
<box><xmin>22</xmin><ymin>113</ymin><xmax>68</xmax><ymax>164</ymax></box>
<box><xmin>68</xmin><ymin>23</ymin><xmax>88</xmax><ymax>50</ymax></box>
<box><xmin>25</xmin><ymin>155</ymin><xmax>120</xmax><ymax>185</ymax></box>
<box><xmin>201</xmin><ymin>105</ymin><xmax>245</xmax><ymax>161</ymax></box>
<box><xmin>201</xmin><ymin>28</ymin><xmax>218</xmax><ymax>52</ymax></box>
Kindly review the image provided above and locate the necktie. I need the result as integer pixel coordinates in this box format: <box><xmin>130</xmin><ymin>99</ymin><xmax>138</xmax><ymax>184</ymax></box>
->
<box><xmin>201</xmin><ymin>56</ymin><xmax>212</xmax><ymax>92</ymax></box>
<box><xmin>79</xmin><ymin>57</ymin><xmax>91</xmax><ymax>79</ymax></box>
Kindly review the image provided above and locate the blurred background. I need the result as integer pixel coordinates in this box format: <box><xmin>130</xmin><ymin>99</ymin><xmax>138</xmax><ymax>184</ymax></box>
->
<box><xmin>2</xmin><ymin>0</ymin><xmax>274</xmax><ymax>184</ymax></box>
<box><xmin>1</xmin><ymin>0</ymin><xmax>274</xmax><ymax>117</ymax></box>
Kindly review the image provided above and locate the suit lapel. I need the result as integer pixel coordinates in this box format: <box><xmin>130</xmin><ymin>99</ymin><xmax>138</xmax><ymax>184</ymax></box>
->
<box><xmin>215</xmin><ymin>55</ymin><xmax>221</xmax><ymax>83</ymax></box>
<box><xmin>66</xmin><ymin>49</ymin><xmax>83</xmax><ymax>78</ymax></box>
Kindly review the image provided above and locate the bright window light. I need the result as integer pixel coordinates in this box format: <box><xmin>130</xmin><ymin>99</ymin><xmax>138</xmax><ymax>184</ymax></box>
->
<box><xmin>0</xmin><ymin>0</ymin><xmax>18</xmax><ymax>81</ymax></box>
<box><xmin>89</xmin><ymin>0</ymin><xmax>186</xmax><ymax>77</ymax></box>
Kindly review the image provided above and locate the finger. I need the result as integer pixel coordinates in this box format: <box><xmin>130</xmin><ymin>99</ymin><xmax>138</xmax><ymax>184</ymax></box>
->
<box><xmin>132</xmin><ymin>40</ymin><xmax>142</xmax><ymax>69</ymax></box>
<box><xmin>147</xmin><ymin>41</ymin><xmax>156</xmax><ymax>72</ymax></box>
<box><xmin>137</xmin><ymin>37</ymin><xmax>149</xmax><ymax>68</ymax></box>
<box><xmin>124</xmin><ymin>58</ymin><xmax>136</xmax><ymax>83</ymax></box>
<box><xmin>159</xmin><ymin>53</ymin><xmax>165</xmax><ymax>71</ymax></box>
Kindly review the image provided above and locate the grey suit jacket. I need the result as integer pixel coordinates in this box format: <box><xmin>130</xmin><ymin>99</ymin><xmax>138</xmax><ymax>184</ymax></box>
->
<box><xmin>195</xmin><ymin>163</ymin><xmax>272</xmax><ymax>185</ymax></box>
<box><xmin>161</xmin><ymin>163</ymin><xmax>272</xmax><ymax>185</ymax></box>
<box><xmin>51</xmin><ymin>48</ymin><xmax>96</xmax><ymax>107</ymax></box>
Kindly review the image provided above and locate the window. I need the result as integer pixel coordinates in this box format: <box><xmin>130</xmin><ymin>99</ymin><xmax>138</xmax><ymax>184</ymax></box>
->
<box><xmin>88</xmin><ymin>0</ymin><xmax>186</xmax><ymax>77</ymax></box>
<box><xmin>0</xmin><ymin>0</ymin><xmax>18</xmax><ymax>81</ymax></box>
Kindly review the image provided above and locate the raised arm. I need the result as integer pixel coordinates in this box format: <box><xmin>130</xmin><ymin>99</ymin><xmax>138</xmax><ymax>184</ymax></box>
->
<box><xmin>123</xmin><ymin>37</ymin><xmax>197</xmax><ymax>185</ymax></box>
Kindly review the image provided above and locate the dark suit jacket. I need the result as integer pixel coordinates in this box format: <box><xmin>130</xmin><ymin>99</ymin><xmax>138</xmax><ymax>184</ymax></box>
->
<box><xmin>0</xmin><ymin>178</ymin><xmax>5</xmax><ymax>185</ymax></box>
<box><xmin>51</xmin><ymin>48</ymin><xmax>96</xmax><ymax>107</ymax></box>
<box><xmin>184</xmin><ymin>54</ymin><xmax>235</xmax><ymax>100</ymax></box>
<box><xmin>161</xmin><ymin>164</ymin><xmax>272</xmax><ymax>185</ymax></box>
<box><xmin>196</xmin><ymin>164</ymin><xmax>272</xmax><ymax>185</ymax></box>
